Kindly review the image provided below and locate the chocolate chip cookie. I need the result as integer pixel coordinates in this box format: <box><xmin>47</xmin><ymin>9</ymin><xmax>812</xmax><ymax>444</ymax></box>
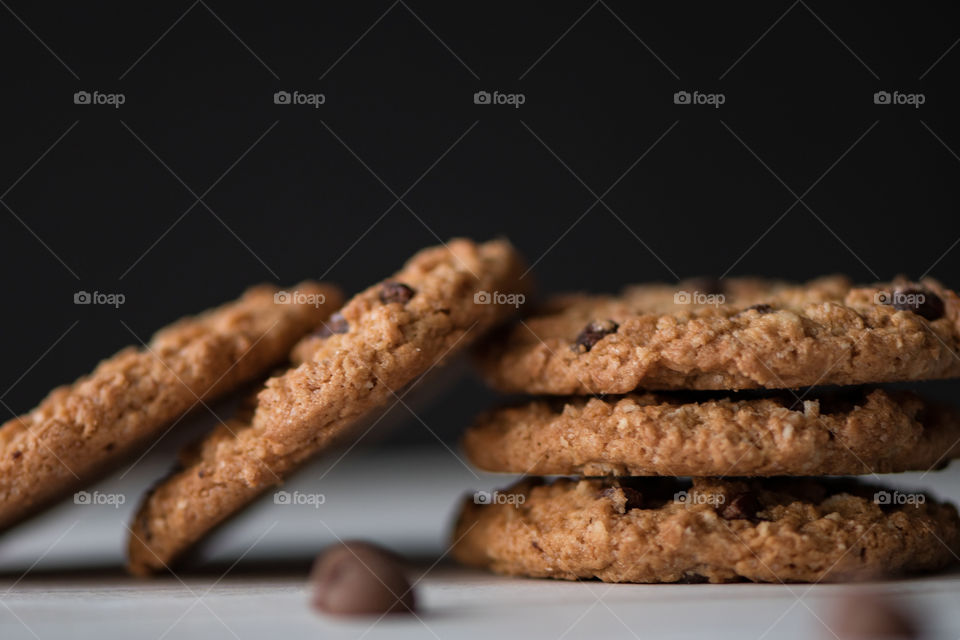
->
<box><xmin>452</xmin><ymin>477</ymin><xmax>960</xmax><ymax>583</ymax></box>
<box><xmin>0</xmin><ymin>281</ymin><xmax>343</xmax><ymax>531</ymax></box>
<box><xmin>478</xmin><ymin>276</ymin><xmax>960</xmax><ymax>393</ymax></box>
<box><xmin>127</xmin><ymin>239</ymin><xmax>528</xmax><ymax>575</ymax></box>
<box><xmin>463</xmin><ymin>388</ymin><xmax>960</xmax><ymax>476</ymax></box>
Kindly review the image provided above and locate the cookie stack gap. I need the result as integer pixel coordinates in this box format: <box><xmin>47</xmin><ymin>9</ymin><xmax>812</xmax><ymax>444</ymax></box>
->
<box><xmin>453</xmin><ymin>276</ymin><xmax>960</xmax><ymax>583</ymax></box>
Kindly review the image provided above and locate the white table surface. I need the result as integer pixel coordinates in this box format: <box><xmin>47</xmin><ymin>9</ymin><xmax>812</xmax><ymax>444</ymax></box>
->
<box><xmin>2</xmin><ymin>424</ymin><xmax>960</xmax><ymax>639</ymax></box>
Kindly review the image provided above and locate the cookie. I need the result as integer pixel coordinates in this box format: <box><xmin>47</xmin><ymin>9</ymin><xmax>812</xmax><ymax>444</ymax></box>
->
<box><xmin>0</xmin><ymin>282</ymin><xmax>343</xmax><ymax>531</ymax></box>
<box><xmin>452</xmin><ymin>476</ymin><xmax>960</xmax><ymax>583</ymax></box>
<box><xmin>127</xmin><ymin>239</ymin><xmax>528</xmax><ymax>575</ymax></box>
<box><xmin>477</xmin><ymin>276</ymin><xmax>960</xmax><ymax>393</ymax></box>
<box><xmin>463</xmin><ymin>388</ymin><xmax>960</xmax><ymax>476</ymax></box>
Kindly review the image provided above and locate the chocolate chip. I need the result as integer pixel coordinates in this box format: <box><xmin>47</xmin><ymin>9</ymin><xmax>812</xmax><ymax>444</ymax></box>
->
<box><xmin>881</xmin><ymin>286</ymin><xmax>945</xmax><ymax>321</ymax></box>
<box><xmin>685</xmin><ymin>277</ymin><xmax>724</xmax><ymax>296</ymax></box>
<box><xmin>311</xmin><ymin>541</ymin><xmax>415</xmax><ymax>616</ymax></box>
<box><xmin>743</xmin><ymin>303</ymin><xmax>773</xmax><ymax>314</ymax></box>
<box><xmin>572</xmin><ymin>319</ymin><xmax>619</xmax><ymax>353</ymax></box>
<box><xmin>315</xmin><ymin>312</ymin><xmax>349</xmax><ymax>338</ymax></box>
<box><xmin>11</xmin><ymin>450</ymin><xmax>21</xmax><ymax>459</ymax></box>
<box><xmin>719</xmin><ymin>492</ymin><xmax>760</xmax><ymax>521</ymax></box>
<box><xmin>379</xmin><ymin>282</ymin><xmax>416</xmax><ymax>305</ymax></box>
<box><xmin>829</xmin><ymin>593</ymin><xmax>920</xmax><ymax>639</ymax></box>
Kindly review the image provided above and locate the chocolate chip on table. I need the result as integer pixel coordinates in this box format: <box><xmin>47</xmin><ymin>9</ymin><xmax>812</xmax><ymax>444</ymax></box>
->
<box><xmin>881</xmin><ymin>285</ymin><xmax>945</xmax><ymax>321</ymax></box>
<box><xmin>719</xmin><ymin>492</ymin><xmax>760</xmax><ymax>521</ymax></box>
<box><xmin>311</xmin><ymin>541</ymin><xmax>416</xmax><ymax>616</ymax></box>
<box><xmin>828</xmin><ymin>592</ymin><xmax>920</xmax><ymax>639</ymax></box>
<box><xmin>379</xmin><ymin>282</ymin><xmax>416</xmax><ymax>305</ymax></box>
<box><xmin>572</xmin><ymin>319</ymin><xmax>619</xmax><ymax>353</ymax></box>
<box><xmin>315</xmin><ymin>312</ymin><xmax>349</xmax><ymax>338</ymax></box>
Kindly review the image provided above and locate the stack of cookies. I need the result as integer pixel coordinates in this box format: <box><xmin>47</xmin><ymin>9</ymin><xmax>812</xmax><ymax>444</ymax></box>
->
<box><xmin>452</xmin><ymin>276</ymin><xmax>960</xmax><ymax>583</ymax></box>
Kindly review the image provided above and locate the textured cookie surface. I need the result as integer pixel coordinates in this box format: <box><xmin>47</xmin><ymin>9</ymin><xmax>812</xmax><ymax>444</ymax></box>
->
<box><xmin>128</xmin><ymin>239</ymin><xmax>528</xmax><ymax>575</ymax></box>
<box><xmin>452</xmin><ymin>477</ymin><xmax>960</xmax><ymax>583</ymax></box>
<box><xmin>0</xmin><ymin>282</ymin><xmax>343</xmax><ymax>531</ymax></box>
<box><xmin>464</xmin><ymin>388</ymin><xmax>960</xmax><ymax>476</ymax></box>
<box><xmin>478</xmin><ymin>276</ymin><xmax>960</xmax><ymax>393</ymax></box>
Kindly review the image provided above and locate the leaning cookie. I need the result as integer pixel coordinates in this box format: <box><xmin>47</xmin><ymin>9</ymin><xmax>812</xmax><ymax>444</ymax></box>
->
<box><xmin>452</xmin><ymin>477</ymin><xmax>960</xmax><ymax>583</ymax></box>
<box><xmin>478</xmin><ymin>275</ymin><xmax>960</xmax><ymax>393</ymax></box>
<box><xmin>127</xmin><ymin>239</ymin><xmax>528</xmax><ymax>575</ymax></box>
<box><xmin>463</xmin><ymin>388</ymin><xmax>960</xmax><ymax>476</ymax></box>
<box><xmin>0</xmin><ymin>282</ymin><xmax>343</xmax><ymax>531</ymax></box>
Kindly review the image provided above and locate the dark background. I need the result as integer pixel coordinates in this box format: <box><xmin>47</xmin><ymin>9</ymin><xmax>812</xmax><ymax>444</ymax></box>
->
<box><xmin>2</xmin><ymin>1</ymin><xmax>959</xmax><ymax>445</ymax></box>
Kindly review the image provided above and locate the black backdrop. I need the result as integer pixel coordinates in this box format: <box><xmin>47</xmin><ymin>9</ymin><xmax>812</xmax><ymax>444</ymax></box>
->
<box><xmin>2</xmin><ymin>2</ymin><xmax>959</xmax><ymax>444</ymax></box>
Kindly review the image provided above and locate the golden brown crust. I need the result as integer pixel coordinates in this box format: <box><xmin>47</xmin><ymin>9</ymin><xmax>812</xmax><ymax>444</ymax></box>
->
<box><xmin>127</xmin><ymin>239</ymin><xmax>529</xmax><ymax>575</ymax></box>
<box><xmin>477</xmin><ymin>276</ymin><xmax>960</xmax><ymax>393</ymax></box>
<box><xmin>0</xmin><ymin>282</ymin><xmax>343</xmax><ymax>531</ymax></box>
<box><xmin>452</xmin><ymin>477</ymin><xmax>960</xmax><ymax>583</ymax></box>
<box><xmin>463</xmin><ymin>389</ymin><xmax>960</xmax><ymax>476</ymax></box>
